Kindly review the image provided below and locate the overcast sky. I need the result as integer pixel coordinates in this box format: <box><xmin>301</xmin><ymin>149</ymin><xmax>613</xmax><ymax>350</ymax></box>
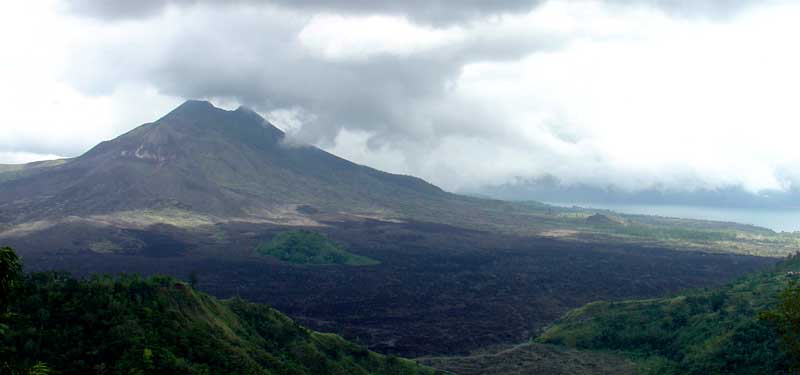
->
<box><xmin>2</xmin><ymin>0</ymin><xmax>800</xmax><ymax>193</ymax></box>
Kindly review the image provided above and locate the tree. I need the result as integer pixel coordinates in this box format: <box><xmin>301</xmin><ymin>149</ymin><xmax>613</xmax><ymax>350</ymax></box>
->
<box><xmin>761</xmin><ymin>281</ymin><xmax>800</xmax><ymax>373</ymax></box>
<box><xmin>0</xmin><ymin>246</ymin><xmax>22</xmax><ymax>313</ymax></box>
<box><xmin>27</xmin><ymin>362</ymin><xmax>52</xmax><ymax>375</ymax></box>
<box><xmin>189</xmin><ymin>271</ymin><xmax>199</xmax><ymax>289</ymax></box>
<box><xmin>0</xmin><ymin>247</ymin><xmax>25</xmax><ymax>370</ymax></box>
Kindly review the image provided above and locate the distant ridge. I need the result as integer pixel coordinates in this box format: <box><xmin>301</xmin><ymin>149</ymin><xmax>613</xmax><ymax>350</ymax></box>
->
<box><xmin>477</xmin><ymin>175</ymin><xmax>800</xmax><ymax>210</ymax></box>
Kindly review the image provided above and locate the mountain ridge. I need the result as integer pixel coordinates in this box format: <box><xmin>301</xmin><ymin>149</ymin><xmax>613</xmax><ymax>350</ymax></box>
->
<box><xmin>476</xmin><ymin>175</ymin><xmax>800</xmax><ymax>210</ymax></box>
<box><xmin>0</xmin><ymin>100</ymin><xmax>448</xmax><ymax>225</ymax></box>
<box><xmin>4</xmin><ymin>101</ymin><xmax>798</xmax><ymax>260</ymax></box>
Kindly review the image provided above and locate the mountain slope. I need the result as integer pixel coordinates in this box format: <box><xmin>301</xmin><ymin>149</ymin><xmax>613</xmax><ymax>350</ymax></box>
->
<box><xmin>1</xmin><ymin>270</ymin><xmax>439</xmax><ymax>375</ymax></box>
<box><xmin>0</xmin><ymin>159</ymin><xmax>68</xmax><ymax>183</ymax></box>
<box><xmin>0</xmin><ymin>100</ymin><xmax>448</xmax><ymax>225</ymax></box>
<box><xmin>536</xmin><ymin>255</ymin><xmax>800</xmax><ymax>374</ymax></box>
<box><xmin>1</xmin><ymin>101</ymin><xmax>798</xmax><ymax>259</ymax></box>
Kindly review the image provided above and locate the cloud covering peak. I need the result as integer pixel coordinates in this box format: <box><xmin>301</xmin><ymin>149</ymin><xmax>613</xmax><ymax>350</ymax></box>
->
<box><xmin>2</xmin><ymin>0</ymin><xmax>799</xmax><ymax>195</ymax></box>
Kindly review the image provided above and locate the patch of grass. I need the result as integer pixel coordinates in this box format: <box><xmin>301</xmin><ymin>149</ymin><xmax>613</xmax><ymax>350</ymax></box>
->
<box><xmin>255</xmin><ymin>230</ymin><xmax>379</xmax><ymax>266</ymax></box>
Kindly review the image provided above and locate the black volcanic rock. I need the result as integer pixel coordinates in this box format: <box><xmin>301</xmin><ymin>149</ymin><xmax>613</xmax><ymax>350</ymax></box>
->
<box><xmin>0</xmin><ymin>100</ymin><xmax>447</xmax><ymax>224</ymax></box>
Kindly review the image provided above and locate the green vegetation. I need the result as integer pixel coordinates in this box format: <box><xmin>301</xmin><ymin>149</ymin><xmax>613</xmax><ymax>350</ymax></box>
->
<box><xmin>0</xmin><ymin>246</ymin><xmax>22</xmax><ymax>314</ymax></box>
<box><xmin>420</xmin><ymin>342</ymin><xmax>637</xmax><ymax>375</ymax></box>
<box><xmin>255</xmin><ymin>230</ymin><xmax>379</xmax><ymax>266</ymax></box>
<box><xmin>0</xmin><ymin>247</ymin><xmax>433</xmax><ymax>375</ymax></box>
<box><xmin>537</xmin><ymin>254</ymin><xmax>800</xmax><ymax>374</ymax></box>
<box><xmin>761</xmin><ymin>280</ymin><xmax>800</xmax><ymax>373</ymax></box>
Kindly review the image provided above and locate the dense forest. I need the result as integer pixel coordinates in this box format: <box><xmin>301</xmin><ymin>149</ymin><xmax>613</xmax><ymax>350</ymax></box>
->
<box><xmin>538</xmin><ymin>253</ymin><xmax>800</xmax><ymax>374</ymax></box>
<box><xmin>0</xmin><ymin>246</ymin><xmax>437</xmax><ymax>375</ymax></box>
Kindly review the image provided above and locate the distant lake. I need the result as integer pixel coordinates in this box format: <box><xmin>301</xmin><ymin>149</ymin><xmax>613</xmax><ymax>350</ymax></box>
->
<box><xmin>548</xmin><ymin>202</ymin><xmax>800</xmax><ymax>233</ymax></box>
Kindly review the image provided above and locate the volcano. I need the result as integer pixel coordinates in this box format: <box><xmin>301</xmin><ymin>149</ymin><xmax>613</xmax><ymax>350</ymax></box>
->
<box><xmin>0</xmin><ymin>100</ymin><xmax>458</xmax><ymax>226</ymax></box>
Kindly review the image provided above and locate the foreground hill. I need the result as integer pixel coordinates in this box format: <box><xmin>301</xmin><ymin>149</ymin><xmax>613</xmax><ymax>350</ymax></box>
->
<box><xmin>1</xmin><ymin>268</ymin><xmax>438</xmax><ymax>374</ymax></box>
<box><xmin>536</xmin><ymin>254</ymin><xmax>800</xmax><ymax>374</ymax></box>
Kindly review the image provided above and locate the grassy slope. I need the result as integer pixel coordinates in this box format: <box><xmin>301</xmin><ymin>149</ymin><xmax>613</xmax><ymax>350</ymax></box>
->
<box><xmin>1</xmin><ymin>272</ymin><xmax>438</xmax><ymax>375</ymax></box>
<box><xmin>537</xmin><ymin>255</ymin><xmax>800</xmax><ymax>374</ymax></box>
<box><xmin>0</xmin><ymin>159</ymin><xmax>68</xmax><ymax>183</ymax></box>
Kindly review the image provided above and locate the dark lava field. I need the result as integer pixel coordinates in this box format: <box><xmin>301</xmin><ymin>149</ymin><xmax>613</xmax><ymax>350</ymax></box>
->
<box><xmin>18</xmin><ymin>218</ymin><xmax>775</xmax><ymax>357</ymax></box>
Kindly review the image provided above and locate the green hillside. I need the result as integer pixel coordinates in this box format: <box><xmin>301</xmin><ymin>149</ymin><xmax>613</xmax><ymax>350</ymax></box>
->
<box><xmin>255</xmin><ymin>230</ymin><xmax>378</xmax><ymax>265</ymax></box>
<box><xmin>0</xmin><ymin>249</ymin><xmax>436</xmax><ymax>374</ymax></box>
<box><xmin>537</xmin><ymin>254</ymin><xmax>800</xmax><ymax>374</ymax></box>
<box><xmin>420</xmin><ymin>342</ymin><xmax>637</xmax><ymax>375</ymax></box>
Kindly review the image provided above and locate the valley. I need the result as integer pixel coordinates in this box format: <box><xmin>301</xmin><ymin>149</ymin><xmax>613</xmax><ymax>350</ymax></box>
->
<box><xmin>1</xmin><ymin>101</ymin><xmax>796</xmax><ymax>374</ymax></box>
<box><xmin>13</xmin><ymin>218</ymin><xmax>774</xmax><ymax>358</ymax></box>
<box><xmin>5</xmin><ymin>1</ymin><xmax>800</xmax><ymax>372</ymax></box>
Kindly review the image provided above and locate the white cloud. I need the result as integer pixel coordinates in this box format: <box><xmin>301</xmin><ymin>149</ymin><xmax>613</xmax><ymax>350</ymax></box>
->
<box><xmin>2</xmin><ymin>0</ymin><xmax>800</xmax><ymax>195</ymax></box>
<box><xmin>0</xmin><ymin>1</ymin><xmax>181</xmax><ymax>160</ymax></box>
<box><xmin>298</xmin><ymin>15</ymin><xmax>464</xmax><ymax>61</ymax></box>
<box><xmin>368</xmin><ymin>0</ymin><xmax>800</xmax><ymax>192</ymax></box>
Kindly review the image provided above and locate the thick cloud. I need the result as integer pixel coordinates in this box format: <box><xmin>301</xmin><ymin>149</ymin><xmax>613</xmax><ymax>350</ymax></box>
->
<box><xmin>63</xmin><ymin>0</ymin><xmax>544</xmax><ymax>24</ymax></box>
<box><xmin>609</xmin><ymin>0</ymin><xmax>764</xmax><ymax>18</ymax></box>
<box><xmin>4</xmin><ymin>0</ymin><xmax>799</xmax><ymax>195</ymax></box>
<box><xmin>65</xmin><ymin>4</ymin><xmax>562</xmax><ymax>149</ymax></box>
<box><xmin>63</xmin><ymin>0</ymin><xmax>765</xmax><ymax>24</ymax></box>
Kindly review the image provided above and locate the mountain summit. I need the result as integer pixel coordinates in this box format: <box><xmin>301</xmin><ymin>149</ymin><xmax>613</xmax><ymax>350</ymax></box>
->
<box><xmin>0</xmin><ymin>100</ymin><xmax>447</xmax><ymax>225</ymax></box>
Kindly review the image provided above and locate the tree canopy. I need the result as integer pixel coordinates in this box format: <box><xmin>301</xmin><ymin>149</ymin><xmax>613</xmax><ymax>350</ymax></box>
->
<box><xmin>0</xmin><ymin>246</ymin><xmax>22</xmax><ymax>313</ymax></box>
